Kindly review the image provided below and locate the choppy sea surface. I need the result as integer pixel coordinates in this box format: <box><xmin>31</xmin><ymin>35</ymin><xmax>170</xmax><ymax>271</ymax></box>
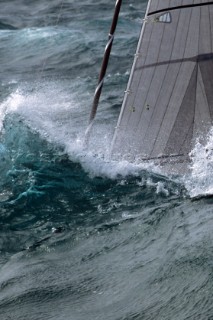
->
<box><xmin>0</xmin><ymin>1</ymin><xmax>213</xmax><ymax>319</ymax></box>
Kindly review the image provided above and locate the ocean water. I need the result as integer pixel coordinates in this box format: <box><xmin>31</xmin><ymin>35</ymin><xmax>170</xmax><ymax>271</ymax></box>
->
<box><xmin>0</xmin><ymin>1</ymin><xmax>213</xmax><ymax>319</ymax></box>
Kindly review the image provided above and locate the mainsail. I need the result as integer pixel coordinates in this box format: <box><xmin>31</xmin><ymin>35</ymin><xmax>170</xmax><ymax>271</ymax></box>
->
<box><xmin>111</xmin><ymin>0</ymin><xmax>213</xmax><ymax>171</ymax></box>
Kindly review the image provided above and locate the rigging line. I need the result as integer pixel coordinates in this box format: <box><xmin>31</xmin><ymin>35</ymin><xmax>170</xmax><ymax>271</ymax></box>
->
<box><xmin>56</xmin><ymin>0</ymin><xmax>65</xmax><ymax>26</ymax></box>
<box><xmin>148</xmin><ymin>1</ymin><xmax>213</xmax><ymax>16</ymax></box>
<box><xmin>89</xmin><ymin>0</ymin><xmax>123</xmax><ymax>124</ymax></box>
<box><xmin>83</xmin><ymin>0</ymin><xmax>123</xmax><ymax>147</ymax></box>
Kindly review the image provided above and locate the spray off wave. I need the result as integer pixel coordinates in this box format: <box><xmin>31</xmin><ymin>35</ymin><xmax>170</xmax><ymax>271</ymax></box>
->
<box><xmin>0</xmin><ymin>88</ymin><xmax>159</xmax><ymax>176</ymax></box>
<box><xmin>185</xmin><ymin>128</ymin><xmax>213</xmax><ymax>198</ymax></box>
<box><xmin>0</xmin><ymin>88</ymin><xmax>212</xmax><ymax>199</ymax></box>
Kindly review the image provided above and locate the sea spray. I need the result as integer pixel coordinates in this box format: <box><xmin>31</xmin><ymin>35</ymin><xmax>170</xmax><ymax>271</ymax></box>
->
<box><xmin>0</xmin><ymin>87</ymin><xmax>184</xmax><ymax>203</ymax></box>
<box><xmin>185</xmin><ymin>127</ymin><xmax>213</xmax><ymax>198</ymax></box>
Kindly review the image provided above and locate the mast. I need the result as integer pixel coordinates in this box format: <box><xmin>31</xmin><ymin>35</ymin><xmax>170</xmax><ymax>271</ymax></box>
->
<box><xmin>89</xmin><ymin>0</ymin><xmax>122</xmax><ymax>124</ymax></box>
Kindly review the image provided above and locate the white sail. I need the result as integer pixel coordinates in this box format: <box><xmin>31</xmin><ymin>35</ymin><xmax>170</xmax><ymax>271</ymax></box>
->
<box><xmin>111</xmin><ymin>0</ymin><xmax>213</xmax><ymax>172</ymax></box>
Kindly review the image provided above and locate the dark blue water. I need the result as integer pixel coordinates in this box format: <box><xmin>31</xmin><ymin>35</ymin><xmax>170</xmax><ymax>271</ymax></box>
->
<box><xmin>0</xmin><ymin>1</ymin><xmax>213</xmax><ymax>319</ymax></box>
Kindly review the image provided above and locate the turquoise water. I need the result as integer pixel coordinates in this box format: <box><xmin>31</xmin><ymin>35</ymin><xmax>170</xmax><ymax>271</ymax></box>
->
<box><xmin>0</xmin><ymin>1</ymin><xmax>213</xmax><ymax>319</ymax></box>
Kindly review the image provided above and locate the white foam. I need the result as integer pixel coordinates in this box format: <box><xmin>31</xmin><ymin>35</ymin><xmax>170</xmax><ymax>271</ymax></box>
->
<box><xmin>1</xmin><ymin>85</ymin><xmax>86</xmax><ymax>139</ymax></box>
<box><xmin>0</xmin><ymin>90</ymin><xmax>24</xmax><ymax>131</ymax></box>
<box><xmin>70</xmin><ymin>150</ymin><xmax>158</xmax><ymax>180</ymax></box>
<box><xmin>184</xmin><ymin>128</ymin><xmax>213</xmax><ymax>198</ymax></box>
<box><xmin>1</xmin><ymin>87</ymin><xmax>193</xmax><ymax>194</ymax></box>
<box><xmin>1</xmin><ymin>87</ymin><xmax>164</xmax><ymax>181</ymax></box>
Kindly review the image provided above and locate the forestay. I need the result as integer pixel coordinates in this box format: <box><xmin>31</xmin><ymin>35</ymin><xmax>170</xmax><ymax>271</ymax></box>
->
<box><xmin>111</xmin><ymin>0</ymin><xmax>213</xmax><ymax>172</ymax></box>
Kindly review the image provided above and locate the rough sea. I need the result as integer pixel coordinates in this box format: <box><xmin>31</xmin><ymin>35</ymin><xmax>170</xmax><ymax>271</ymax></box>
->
<box><xmin>0</xmin><ymin>1</ymin><xmax>213</xmax><ymax>319</ymax></box>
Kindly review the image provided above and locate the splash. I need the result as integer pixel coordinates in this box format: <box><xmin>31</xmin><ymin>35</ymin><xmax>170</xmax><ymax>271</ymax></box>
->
<box><xmin>0</xmin><ymin>88</ymin><xmax>158</xmax><ymax>178</ymax></box>
<box><xmin>0</xmin><ymin>87</ymin><xmax>180</xmax><ymax>198</ymax></box>
<box><xmin>185</xmin><ymin>128</ymin><xmax>213</xmax><ymax>198</ymax></box>
<box><xmin>0</xmin><ymin>90</ymin><xmax>24</xmax><ymax>131</ymax></box>
<box><xmin>0</xmin><ymin>85</ymin><xmax>88</xmax><ymax>142</ymax></box>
